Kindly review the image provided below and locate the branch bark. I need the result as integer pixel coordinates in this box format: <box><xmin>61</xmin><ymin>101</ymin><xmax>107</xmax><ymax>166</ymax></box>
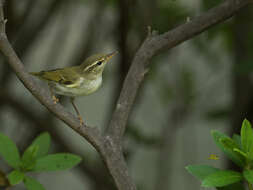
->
<box><xmin>0</xmin><ymin>2</ymin><xmax>104</xmax><ymax>152</ymax></box>
<box><xmin>0</xmin><ymin>0</ymin><xmax>251</xmax><ymax>190</ymax></box>
<box><xmin>0</xmin><ymin>0</ymin><xmax>65</xmax><ymax>87</ymax></box>
<box><xmin>106</xmin><ymin>0</ymin><xmax>252</xmax><ymax>144</ymax></box>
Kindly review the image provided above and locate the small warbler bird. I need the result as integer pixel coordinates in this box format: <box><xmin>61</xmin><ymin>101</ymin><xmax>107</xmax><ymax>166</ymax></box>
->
<box><xmin>30</xmin><ymin>51</ymin><xmax>117</xmax><ymax>124</ymax></box>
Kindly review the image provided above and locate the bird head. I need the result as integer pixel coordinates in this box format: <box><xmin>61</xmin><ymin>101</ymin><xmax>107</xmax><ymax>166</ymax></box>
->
<box><xmin>81</xmin><ymin>51</ymin><xmax>117</xmax><ymax>79</ymax></box>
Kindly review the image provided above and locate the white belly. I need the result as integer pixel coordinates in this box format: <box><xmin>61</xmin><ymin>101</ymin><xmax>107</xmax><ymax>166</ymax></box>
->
<box><xmin>51</xmin><ymin>77</ymin><xmax>102</xmax><ymax>97</ymax></box>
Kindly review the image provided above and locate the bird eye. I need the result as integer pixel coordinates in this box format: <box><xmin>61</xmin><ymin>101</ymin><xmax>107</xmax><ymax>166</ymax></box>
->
<box><xmin>97</xmin><ymin>61</ymin><xmax>102</xmax><ymax>66</ymax></box>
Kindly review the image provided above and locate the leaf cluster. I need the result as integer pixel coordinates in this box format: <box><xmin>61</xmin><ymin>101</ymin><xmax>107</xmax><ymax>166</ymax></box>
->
<box><xmin>186</xmin><ymin>119</ymin><xmax>253</xmax><ymax>190</ymax></box>
<box><xmin>0</xmin><ymin>132</ymin><xmax>82</xmax><ymax>190</ymax></box>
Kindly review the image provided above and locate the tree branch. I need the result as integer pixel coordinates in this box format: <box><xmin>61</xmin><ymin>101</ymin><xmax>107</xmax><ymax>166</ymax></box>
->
<box><xmin>0</xmin><ymin>91</ymin><xmax>115</xmax><ymax>189</ymax></box>
<box><xmin>106</xmin><ymin>0</ymin><xmax>252</xmax><ymax>144</ymax></box>
<box><xmin>0</xmin><ymin>2</ymin><xmax>136</xmax><ymax>189</ymax></box>
<box><xmin>0</xmin><ymin>1</ymin><xmax>104</xmax><ymax>153</ymax></box>
<box><xmin>0</xmin><ymin>0</ymin><xmax>251</xmax><ymax>190</ymax></box>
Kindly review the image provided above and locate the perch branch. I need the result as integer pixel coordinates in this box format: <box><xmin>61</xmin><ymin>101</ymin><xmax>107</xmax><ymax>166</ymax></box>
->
<box><xmin>106</xmin><ymin>0</ymin><xmax>252</xmax><ymax>144</ymax></box>
<box><xmin>0</xmin><ymin>1</ymin><xmax>104</xmax><ymax>152</ymax></box>
<box><xmin>0</xmin><ymin>0</ymin><xmax>251</xmax><ymax>189</ymax></box>
<box><xmin>0</xmin><ymin>1</ymin><xmax>136</xmax><ymax>189</ymax></box>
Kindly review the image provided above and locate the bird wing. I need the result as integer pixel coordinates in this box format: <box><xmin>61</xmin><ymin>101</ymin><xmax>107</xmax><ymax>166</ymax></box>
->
<box><xmin>30</xmin><ymin>67</ymin><xmax>81</xmax><ymax>87</ymax></box>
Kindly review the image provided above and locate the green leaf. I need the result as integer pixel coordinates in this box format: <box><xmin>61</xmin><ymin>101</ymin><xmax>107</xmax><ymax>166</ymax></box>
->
<box><xmin>241</xmin><ymin>119</ymin><xmax>253</xmax><ymax>159</ymax></box>
<box><xmin>0</xmin><ymin>133</ymin><xmax>20</xmax><ymax>169</ymax></box>
<box><xmin>243</xmin><ymin>170</ymin><xmax>253</xmax><ymax>184</ymax></box>
<box><xmin>185</xmin><ymin>164</ymin><xmax>220</xmax><ymax>180</ymax></box>
<box><xmin>217</xmin><ymin>182</ymin><xmax>245</xmax><ymax>190</ymax></box>
<box><xmin>220</xmin><ymin>137</ymin><xmax>246</xmax><ymax>165</ymax></box>
<box><xmin>30</xmin><ymin>132</ymin><xmax>50</xmax><ymax>158</ymax></box>
<box><xmin>21</xmin><ymin>145</ymin><xmax>38</xmax><ymax>171</ymax></box>
<box><xmin>7</xmin><ymin>170</ymin><xmax>24</xmax><ymax>185</ymax></box>
<box><xmin>211</xmin><ymin>130</ymin><xmax>245</xmax><ymax>167</ymax></box>
<box><xmin>233</xmin><ymin>148</ymin><xmax>247</xmax><ymax>158</ymax></box>
<box><xmin>23</xmin><ymin>176</ymin><xmax>45</xmax><ymax>190</ymax></box>
<box><xmin>202</xmin><ymin>170</ymin><xmax>242</xmax><ymax>187</ymax></box>
<box><xmin>232</xmin><ymin>134</ymin><xmax>241</xmax><ymax>149</ymax></box>
<box><xmin>33</xmin><ymin>153</ymin><xmax>82</xmax><ymax>172</ymax></box>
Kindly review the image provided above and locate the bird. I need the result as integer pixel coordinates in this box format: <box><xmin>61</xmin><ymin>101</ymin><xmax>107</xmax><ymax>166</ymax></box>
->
<box><xmin>30</xmin><ymin>51</ymin><xmax>117</xmax><ymax>125</ymax></box>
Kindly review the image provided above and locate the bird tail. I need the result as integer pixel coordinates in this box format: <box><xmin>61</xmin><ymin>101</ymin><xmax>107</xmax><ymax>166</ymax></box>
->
<box><xmin>29</xmin><ymin>71</ymin><xmax>45</xmax><ymax>79</ymax></box>
<box><xmin>30</xmin><ymin>72</ymin><xmax>39</xmax><ymax>76</ymax></box>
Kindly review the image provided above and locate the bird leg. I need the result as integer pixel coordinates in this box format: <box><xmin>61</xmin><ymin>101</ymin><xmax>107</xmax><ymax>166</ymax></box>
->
<box><xmin>70</xmin><ymin>98</ymin><xmax>84</xmax><ymax>125</ymax></box>
<box><xmin>49</xmin><ymin>85</ymin><xmax>59</xmax><ymax>104</ymax></box>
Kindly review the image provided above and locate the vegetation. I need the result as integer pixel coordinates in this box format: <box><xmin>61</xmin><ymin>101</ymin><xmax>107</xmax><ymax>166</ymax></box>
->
<box><xmin>0</xmin><ymin>0</ymin><xmax>252</xmax><ymax>189</ymax></box>
<box><xmin>186</xmin><ymin>119</ymin><xmax>253</xmax><ymax>190</ymax></box>
<box><xmin>0</xmin><ymin>132</ymin><xmax>81</xmax><ymax>190</ymax></box>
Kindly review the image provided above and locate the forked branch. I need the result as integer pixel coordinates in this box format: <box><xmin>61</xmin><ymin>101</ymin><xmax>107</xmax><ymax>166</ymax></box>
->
<box><xmin>0</xmin><ymin>0</ymin><xmax>251</xmax><ymax>190</ymax></box>
<box><xmin>106</xmin><ymin>0</ymin><xmax>252</xmax><ymax>144</ymax></box>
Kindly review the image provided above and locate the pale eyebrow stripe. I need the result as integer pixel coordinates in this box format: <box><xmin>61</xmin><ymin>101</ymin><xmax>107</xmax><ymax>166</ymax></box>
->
<box><xmin>84</xmin><ymin>59</ymin><xmax>104</xmax><ymax>72</ymax></box>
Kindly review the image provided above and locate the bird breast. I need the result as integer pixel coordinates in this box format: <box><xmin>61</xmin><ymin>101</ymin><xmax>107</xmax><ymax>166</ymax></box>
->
<box><xmin>52</xmin><ymin>76</ymin><xmax>102</xmax><ymax>97</ymax></box>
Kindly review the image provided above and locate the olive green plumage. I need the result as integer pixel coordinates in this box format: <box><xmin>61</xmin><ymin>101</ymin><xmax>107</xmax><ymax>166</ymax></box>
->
<box><xmin>30</xmin><ymin>66</ymin><xmax>81</xmax><ymax>86</ymax></box>
<box><xmin>30</xmin><ymin>52</ymin><xmax>117</xmax><ymax>97</ymax></box>
<box><xmin>30</xmin><ymin>51</ymin><xmax>117</xmax><ymax>124</ymax></box>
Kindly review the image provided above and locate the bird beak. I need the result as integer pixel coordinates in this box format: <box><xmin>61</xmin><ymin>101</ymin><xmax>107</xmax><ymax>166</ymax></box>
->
<box><xmin>106</xmin><ymin>51</ymin><xmax>118</xmax><ymax>60</ymax></box>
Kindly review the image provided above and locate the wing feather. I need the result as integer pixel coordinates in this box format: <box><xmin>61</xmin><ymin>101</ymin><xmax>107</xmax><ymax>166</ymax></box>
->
<box><xmin>30</xmin><ymin>67</ymin><xmax>81</xmax><ymax>87</ymax></box>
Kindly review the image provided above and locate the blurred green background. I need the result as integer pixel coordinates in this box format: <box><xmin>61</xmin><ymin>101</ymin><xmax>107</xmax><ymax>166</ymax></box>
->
<box><xmin>0</xmin><ymin>0</ymin><xmax>252</xmax><ymax>189</ymax></box>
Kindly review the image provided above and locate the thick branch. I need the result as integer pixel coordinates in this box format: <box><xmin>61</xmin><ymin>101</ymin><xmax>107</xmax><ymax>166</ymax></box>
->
<box><xmin>106</xmin><ymin>0</ymin><xmax>252</xmax><ymax>144</ymax></box>
<box><xmin>0</xmin><ymin>0</ymin><xmax>65</xmax><ymax>87</ymax></box>
<box><xmin>0</xmin><ymin>1</ymin><xmax>103</xmax><ymax>153</ymax></box>
<box><xmin>0</xmin><ymin>91</ymin><xmax>115</xmax><ymax>189</ymax></box>
<box><xmin>0</xmin><ymin>2</ymin><xmax>136</xmax><ymax>190</ymax></box>
<box><xmin>0</xmin><ymin>0</ymin><xmax>251</xmax><ymax>190</ymax></box>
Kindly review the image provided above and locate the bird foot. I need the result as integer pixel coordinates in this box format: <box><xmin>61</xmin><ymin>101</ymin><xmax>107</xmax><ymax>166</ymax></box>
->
<box><xmin>52</xmin><ymin>95</ymin><xmax>59</xmax><ymax>104</ymax></box>
<box><xmin>78</xmin><ymin>115</ymin><xmax>84</xmax><ymax>126</ymax></box>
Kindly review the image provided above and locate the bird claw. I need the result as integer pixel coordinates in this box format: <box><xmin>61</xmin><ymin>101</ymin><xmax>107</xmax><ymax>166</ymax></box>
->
<box><xmin>78</xmin><ymin>115</ymin><xmax>84</xmax><ymax>126</ymax></box>
<box><xmin>52</xmin><ymin>95</ymin><xmax>59</xmax><ymax>104</ymax></box>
